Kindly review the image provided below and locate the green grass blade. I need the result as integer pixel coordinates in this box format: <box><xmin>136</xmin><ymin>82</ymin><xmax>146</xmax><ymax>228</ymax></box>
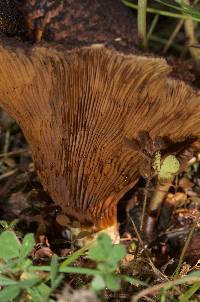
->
<box><xmin>179</xmin><ymin>282</ymin><xmax>200</xmax><ymax>302</ymax></box>
<box><xmin>122</xmin><ymin>0</ymin><xmax>200</xmax><ymax>22</ymax></box>
<box><xmin>138</xmin><ymin>0</ymin><xmax>148</xmax><ymax>49</ymax></box>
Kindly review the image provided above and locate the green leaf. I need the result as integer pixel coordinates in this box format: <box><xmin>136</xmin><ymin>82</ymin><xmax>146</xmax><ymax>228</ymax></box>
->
<box><xmin>19</xmin><ymin>277</ymin><xmax>40</xmax><ymax>289</ymax></box>
<box><xmin>0</xmin><ymin>262</ymin><xmax>17</xmax><ymax>273</ymax></box>
<box><xmin>20</xmin><ymin>259</ymin><xmax>33</xmax><ymax>270</ymax></box>
<box><xmin>0</xmin><ymin>231</ymin><xmax>21</xmax><ymax>260</ymax></box>
<box><xmin>51</xmin><ymin>274</ymin><xmax>63</xmax><ymax>290</ymax></box>
<box><xmin>0</xmin><ymin>275</ymin><xmax>17</xmax><ymax>286</ymax></box>
<box><xmin>97</xmin><ymin>233</ymin><xmax>112</xmax><ymax>248</ymax></box>
<box><xmin>98</xmin><ymin>262</ymin><xmax>116</xmax><ymax>273</ymax></box>
<box><xmin>60</xmin><ymin>243</ymin><xmax>92</xmax><ymax>267</ymax></box>
<box><xmin>121</xmin><ymin>275</ymin><xmax>148</xmax><ymax>287</ymax></box>
<box><xmin>179</xmin><ymin>282</ymin><xmax>200</xmax><ymax>302</ymax></box>
<box><xmin>0</xmin><ymin>285</ymin><xmax>20</xmax><ymax>302</ymax></box>
<box><xmin>28</xmin><ymin>287</ymin><xmax>44</xmax><ymax>302</ymax></box>
<box><xmin>159</xmin><ymin>155</ymin><xmax>180</xmax><ymax>181</ymax></box>
<box><xmin>37</xmin><ymin>282</ymin><xmax>52</xmax><ymax>297</ymax></box>
<box><xmin>28</xmin><ymin>284</ymin><xmax>52</xmax><ymax>302</ymax></box>
<box><xmin>20</xmin><ymin>233</ymin><xmax>35</xmax><ymax>259</ymax></box>
<box><xmin>189</xmin><ymin>271</ymin><xmax>200</xmax><ymax>277</ymax></box>
<box><xmin>88</xmin><ymin>233</ymin><xmax>113</xmax><ymax>261</ymax></box>
<box><xmin>51</xmin><ymin>255</ymin><xmax>59</xmax><ymax>288</ymax></box>
<box><xmin>109</xmin><ymin>245</ymin><xmax>126</xmax><ymax>262</ymax></box>
<box><xmin>104</xmin><ymin>274</ymin><xmax>121</xmax><ymax>291</ymax></box>
<box><xmin>91</xmin><ymin>275</ymin><xmax>106</xmax><ymax>292</ymax></box>
<box><xmin>88</xmin><ymin>245</ymin><xmax>106</xmax><ymax>261</ymax></box>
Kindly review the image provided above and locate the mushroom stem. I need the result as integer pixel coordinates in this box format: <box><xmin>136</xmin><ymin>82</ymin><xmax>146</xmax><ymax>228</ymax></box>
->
<box><xmin>34</xmin><ymin>28</ymin><xmax>43</xmax><ymax>43</ymax></box>
<box><xmin>70</xmin><ymin>223</ymin><xmax>120</xmax><ymax>247</ymax></box>
<box><xmin>144</xmin><ymin>180</ymin><xmax>172</xmax><ymax>238</ymax></box>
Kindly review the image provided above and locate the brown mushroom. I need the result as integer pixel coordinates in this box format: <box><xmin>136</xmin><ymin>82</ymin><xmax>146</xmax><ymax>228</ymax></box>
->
<box><xmin>0</xmin><ymin>39</ymin><xmax>199</xmax><ymax>241</ymax></box>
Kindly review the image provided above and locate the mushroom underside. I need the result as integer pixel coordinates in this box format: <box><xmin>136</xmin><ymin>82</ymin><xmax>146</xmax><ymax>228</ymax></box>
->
<box><xmin>0</xmin><ymin>42</ymin><xmax>199</xmax><ymax>236</ymax></box>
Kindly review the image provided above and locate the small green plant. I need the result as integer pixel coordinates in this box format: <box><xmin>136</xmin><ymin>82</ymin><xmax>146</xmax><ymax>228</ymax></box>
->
<box><xmin>0</xmin><ymin>230</ymin><xmax>146</xmax><ymax>301</ymax></box>
<box><xmin>151</xmin><ymin>153</ymin><xmax>180</xmax><ymax>211</ymax></box>
<box><xmin>0</xmin><ymin>230</ymin><xmax>62</xmax><ymax>302</ymax></box>
<box><xmin>88</xmin><ymin>233</ymin><xmax>127</xmax><ymax>291</ymax></box>
<box><xmin>59</xmin><ymin>232</ymin><xmax>146</xmax><ymax>293</ymax></box>
<box><xmin>144</xmin><ymin>153</ymin><xmax>181</xmax><ymax>236</ymax></box>
<box><xmin>153</xmin><ymin>153</ymin><xmax>180</xmax><ymax>182</ymax></box>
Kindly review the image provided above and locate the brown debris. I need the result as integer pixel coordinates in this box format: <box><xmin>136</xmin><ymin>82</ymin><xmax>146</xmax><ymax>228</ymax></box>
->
<box><xmin>166</xmin><ymin>56</ymin><xmax>196</xmax><ymax>84</ymax></box>
<box><xmin>0</xmin><ymin>0</ymin><xmax>23</xmax><ymax>36</ymax></box>
<box><xmin>31</xmin><ymin>234</ymin><xmax>54</xmax><ymax>260</ymax></box>
<box><xmin>0</xmin><ymin>0</ymin><xmax>138</xmax><ymax>52</ymax></box>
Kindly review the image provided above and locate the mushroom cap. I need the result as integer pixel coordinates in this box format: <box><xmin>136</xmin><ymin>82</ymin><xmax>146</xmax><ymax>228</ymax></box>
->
<box><xmin>0</xmin><ymin>41</ymin><xmax>199</xmax><ymax>229</ymax></box>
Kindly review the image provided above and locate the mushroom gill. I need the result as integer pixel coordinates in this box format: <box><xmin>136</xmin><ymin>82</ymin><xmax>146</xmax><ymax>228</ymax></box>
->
<box><xmin>0</xmin><ymin>41</ymin><xmax>199</xmax><ymax>239</ymax></box>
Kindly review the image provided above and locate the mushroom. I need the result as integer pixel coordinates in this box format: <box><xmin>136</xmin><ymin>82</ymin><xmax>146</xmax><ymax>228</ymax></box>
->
<box><xmin>0</xmin><ymin>38</ymin><xmax>199</xmax><ymax>242</ymax></box>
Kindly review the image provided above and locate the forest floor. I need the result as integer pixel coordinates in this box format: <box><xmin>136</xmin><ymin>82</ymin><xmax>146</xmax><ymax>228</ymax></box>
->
<box><xmin>0</xmin><ymin>1</ymin><xmax>200</xmax><ymax>301</ymax></box>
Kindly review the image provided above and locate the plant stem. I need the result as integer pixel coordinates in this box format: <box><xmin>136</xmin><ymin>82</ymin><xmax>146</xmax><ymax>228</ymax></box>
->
<box><xmin>144</xmin><ymin>181</ymin><xmax>171</xmax><ymax>238</ymax></box>
<box><xmin>122</xmin><ymin>0</ymin><xmax>200</xmax><ymax>22</ymax></box>
<box><xmin>163</xmin><ymin>20</ymin><xmax>184</xmax><ymax>53</ymax></box>
<box><xmin>32</xmin><ymin>265</ymin><xmax>147</xmax><ymax>286</ymax></box>
<box><xmin>0</xmin><ymin>149</ymin><xmax>28</xmax><ymax>158</ymax></box>
<box><xmin>148</xmin><ymin>182</ymin><xmax>170</xmax><ymax>212</ymax></box>
<box><xmin>128</xmin><ymin>213</ymin><xmax>168</xmax><ymax>281</ymax></box>
<box><xmin>182</xmin><ymin>0</ymin><xmax>200</xmax><ymax>70</ymax></box>
<box><xmin>150</xmin><ymin>35</ymin><xmax>182</xmax><ymax>51</ymax></box>
<box><xmin>131</xmin><ymin>275</ymin><xmax>200</xmax><ymax>302</ymax></box>
<box><xmin>140</xmin><ymin>178</ymin><xmax>150</xmax><ymax>231</ymax></box>
<box><xmin>137</xmin><ymin>0</ymin><xmax>148</xmax><ymax>49</ymax></box>
<box><xmin>173</xmin><ymin>213</ymin><xmax>199</xmax><ymax>278</ymax></box>
<box><xmin>60</xmin><ymin>242</ymin><xmax>93</xmax><ymax>267</ymax></box>
<box><xmin>147</xmin><ymin>14</ymin><xmax>159</xmax><ymax>39</ymax></box>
